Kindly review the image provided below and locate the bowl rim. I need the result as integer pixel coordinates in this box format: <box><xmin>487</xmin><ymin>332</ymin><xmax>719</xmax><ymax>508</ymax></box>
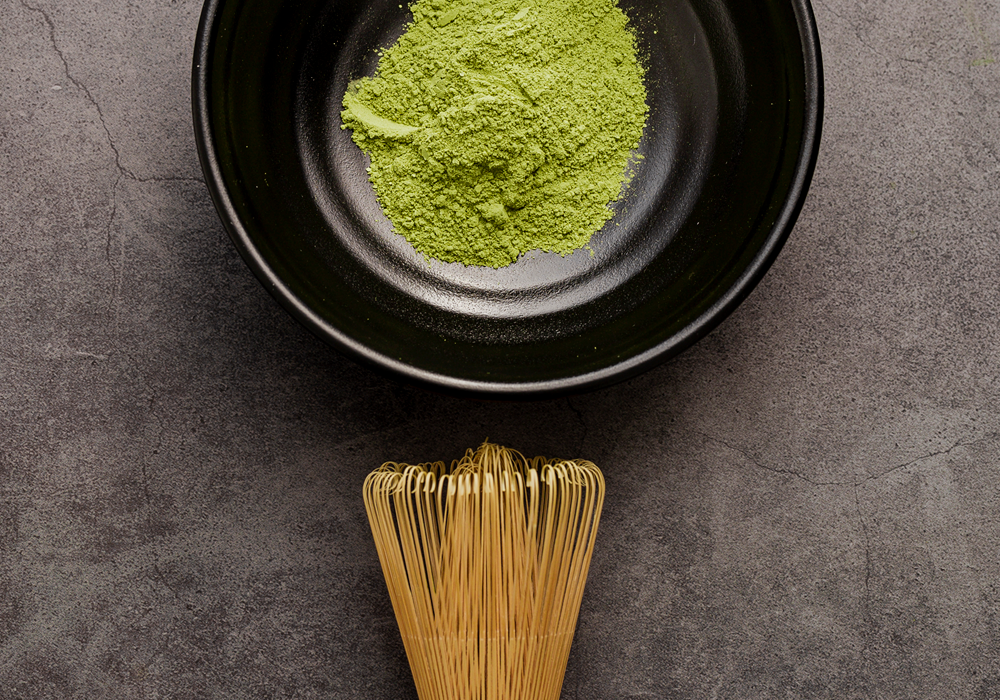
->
<box><xmin>192</xmin><ymin>0</ymin><xmax>823</xmax><ymax>400</ymax></box>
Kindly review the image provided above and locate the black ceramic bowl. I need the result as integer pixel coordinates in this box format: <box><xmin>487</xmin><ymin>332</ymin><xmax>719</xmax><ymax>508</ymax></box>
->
<box><xmin>193</xmin><ymin>0</ymin><xmax>822</xmax><ymax>399</ymax></box>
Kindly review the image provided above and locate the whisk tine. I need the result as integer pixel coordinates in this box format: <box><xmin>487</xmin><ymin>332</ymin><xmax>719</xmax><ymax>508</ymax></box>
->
<box><xmin>363</xmin><ymin>442</ymin><xmax>605</xmax><ymax>700</ymax></box>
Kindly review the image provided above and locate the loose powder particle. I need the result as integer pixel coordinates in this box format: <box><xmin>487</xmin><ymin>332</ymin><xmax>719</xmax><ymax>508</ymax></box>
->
<box><xmin>341</xmin><ymin>0</ymin><xmax>648</xmax><ymax>269</ymax></box>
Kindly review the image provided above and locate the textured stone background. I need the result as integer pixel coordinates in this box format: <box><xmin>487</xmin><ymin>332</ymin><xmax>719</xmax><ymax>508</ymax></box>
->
<box><xmin>2</xmin><ymin>0</ymin><xmax>999</xmax><ymax>697</ymax></box>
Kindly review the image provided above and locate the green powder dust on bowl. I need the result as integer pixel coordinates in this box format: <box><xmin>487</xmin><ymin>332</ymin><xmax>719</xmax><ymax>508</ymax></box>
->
<box><xmin>341</xmin><ymin>0</ymin><xmax>649</xmax><ymax>269</ymax></box>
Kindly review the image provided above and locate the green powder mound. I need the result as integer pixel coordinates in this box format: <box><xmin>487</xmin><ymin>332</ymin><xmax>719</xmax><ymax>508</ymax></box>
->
<box><xmin>341</xmin><ymin>0</ymin><xmax>648</xmax><ymax>269</ymax></box>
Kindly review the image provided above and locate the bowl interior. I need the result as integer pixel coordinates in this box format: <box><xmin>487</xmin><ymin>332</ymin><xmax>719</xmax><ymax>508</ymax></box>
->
<box><xmin>194</xmin><ymin>0</ymin><xmax>821</xmax><ymax>398</ymax></box>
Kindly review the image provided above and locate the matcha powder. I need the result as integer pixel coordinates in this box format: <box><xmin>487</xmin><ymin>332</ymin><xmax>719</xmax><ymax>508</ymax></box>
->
<box><xmin>341</xmin><ymin>0</ymin><xmax>649</xmax><ymax>268</ymax></box>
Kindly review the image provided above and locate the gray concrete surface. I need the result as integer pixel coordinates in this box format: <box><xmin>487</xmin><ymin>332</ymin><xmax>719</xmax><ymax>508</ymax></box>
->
<box><xmin>2</xmin><ymin>0</ymin><xmax>999</xmax><ymax>697</ymax></box>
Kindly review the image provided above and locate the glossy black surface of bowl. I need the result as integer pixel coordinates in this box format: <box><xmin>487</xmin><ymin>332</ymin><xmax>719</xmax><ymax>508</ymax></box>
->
<box><xmin>192</xmin><ymin>0</ymin><xmax>822</xmax><ymax>399</ymax></box>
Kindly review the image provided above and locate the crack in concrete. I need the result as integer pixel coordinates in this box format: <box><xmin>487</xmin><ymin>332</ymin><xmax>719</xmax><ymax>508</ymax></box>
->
<box><xmin>150</xmin><ymin>563</ymin><xmax>183</xmax><ymax>602</ymax></box>
<box><xmin>859</xmin><ymin>433</ymin><xmax>999</xmax><ymax>485</ymax></box>
<box><xmin>103</xmin><ymin>172</ymin><xmax>123</xmax><ymax>340</ymax></box>
<box><xmin>809</xmin><ymin>0</ymin><xmax>890</xmax><ymax>64</ymax></box>
<box><xmin>22</xmin><ymin>0</ymin><xmax>205</xmax><ymax>345</ymax></box>
<box><xmin>848</xmin><ymin>432</ymin><xmax>997</xmax><ymax>667</ymax></box>
<box><xmin>692</xmin><ymin>430</ymin><xmax>842</xmax><ymax>486</ymax></box>
<box><xmin>140</xmin><ymin>385</ymin><xmax>162</xmax><ymax>512</ymax></box>
<box><xmin>811</xmin><ymin>0</ymin><xmax>851</xmax><ymax>27</ymax></box>
<box><xmin>853</xmin><ymin>483</ymin><xmax>873</xmax><ymax>600</ymax></box>
<box><xmin>853</xmin><ymin>481</ymin><xmax>875</xmax><ymax>674</ymax></box>
<box><xmin>684</xmin><ymin>426</ymin><xmax>999</xmax><ymax>675</ymax></box>
<box><xmin>811</xmin><ymin>0</ymin><xmax>972</xmax><ymax>80</ymax></box>
<box><xmin>565</xmin><ymin>396</ymin><xmax>588</xmax><ymax>448</ymax></box>
<box><xmin>22</xmin><ymin>0</ymin><xmax>131</xmax><ymax>179</ymax></box>
<box><xmin>696</xmin><ymin>430</ymin><xmax>1000</xmax><ymax>490</ymax></box>
<box><xmin>20</xmin><ymin>0</ymin><xmax>204</xmax><ymax>186</ymax></box>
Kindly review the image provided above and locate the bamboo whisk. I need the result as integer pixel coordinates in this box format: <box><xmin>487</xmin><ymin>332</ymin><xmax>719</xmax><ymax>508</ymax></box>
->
<box><xmin>363</xmin><ymin>442</ymin><xmax>605</xmax><ymax>700</ymax></box>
